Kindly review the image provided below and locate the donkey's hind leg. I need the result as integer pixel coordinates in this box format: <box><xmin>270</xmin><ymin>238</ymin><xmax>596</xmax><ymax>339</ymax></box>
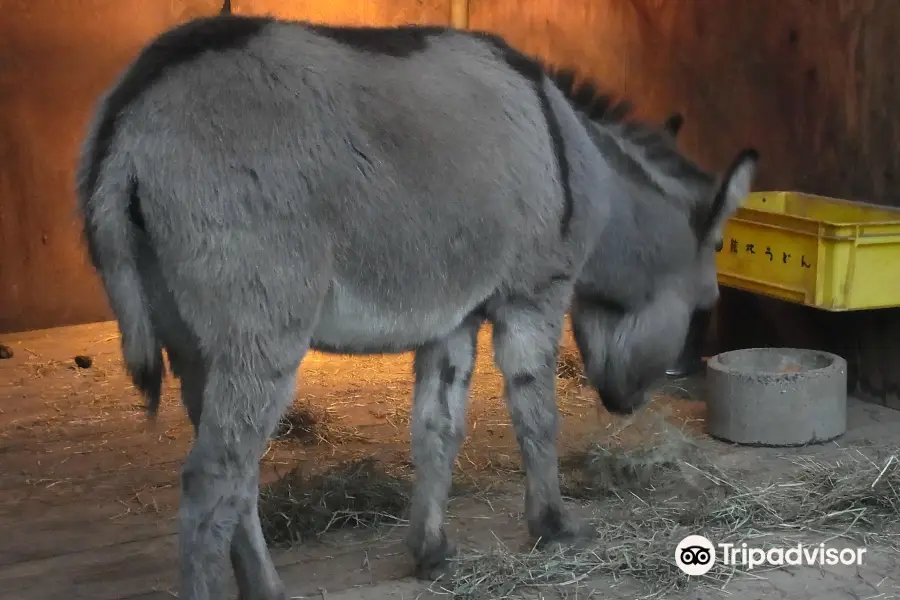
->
<box><xmin>171</xmin><ymin>353</ymin><xmax>287</xmax><ymax>600</ymax></box>
<box><xmin>406</xmin><ymin>314</ymin><xmax>481</xmax><ymax>580</ymax></box>
<box><xmin>490</xmin><ymin>289</ymin><xmax>584</xmax><ymax>545</ymax></box>
<box><xmin>177</xmin><ymin>344</ymin><xmax>305</xmax><ymax>600</ymax></box>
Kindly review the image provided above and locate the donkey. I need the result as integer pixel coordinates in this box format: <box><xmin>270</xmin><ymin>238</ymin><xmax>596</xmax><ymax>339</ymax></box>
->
<box><xmin>76</xmin><ymin>14</ymin><xmax>757</xmax><ymax>600</ymax></box>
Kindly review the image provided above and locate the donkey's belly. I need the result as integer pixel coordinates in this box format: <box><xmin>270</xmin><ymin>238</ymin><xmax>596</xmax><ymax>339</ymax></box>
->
<box><xmin>309</xmin><ymin>279</ymin><xmax>484</xmax><ymax>355</ymax></box>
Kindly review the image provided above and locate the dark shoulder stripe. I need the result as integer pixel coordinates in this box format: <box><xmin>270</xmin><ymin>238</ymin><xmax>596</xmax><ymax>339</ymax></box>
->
<box><xmin>542</xmin><ymin>63</ymin><xmax>714</xmax><ymax>210</ymax></box>
<box><xmin>83</xmin><ymin>15</ymin><xmax>272</xmax><ymax>200</ymax></box>
<box><xmin>472</xmin><ymin>32</ymin><xmax>575</xmax><ymax>238</ymax></box>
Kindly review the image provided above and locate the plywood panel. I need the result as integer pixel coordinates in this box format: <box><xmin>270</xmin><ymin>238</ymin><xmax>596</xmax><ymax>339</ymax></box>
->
<box><xmin>0</xmin><ymin>0</ymin><xmax>224</xmax><ymax>334</ymax></box>
<box><xmin>0</xmin><ymin>0</ymin><xmax>452</xmax><ymax>334</ymax></box>
<box><xmin>232</xmin><ymin>0</ymin><xmax>451</xmax><ymax>26</ymax></box>
<box><xmin>5</xmin><ymin>0</ymin><xmax>900</xmax><ymax>405</ymax></box>
<box><xmin>469</xmin><ymin>0</ymin><xmax>642</xmax><ymax>112</ymax></box>
<box><xmin>470</xmin><ymin>0</ymin><xmax>900</xmax><ymax>406</ymax></box>
<box><xmin>468</xmin><ymin>0</ymin><xmax>772</xmax><ymax>175</ymax></box>
<box><xmin>469</xmin><ymin>0</ymin><xmax>900</xmax><ymax>199</ymax></box>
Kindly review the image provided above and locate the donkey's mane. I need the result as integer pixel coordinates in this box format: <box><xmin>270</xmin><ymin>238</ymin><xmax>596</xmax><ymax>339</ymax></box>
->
<box><xmin>544</xmin><ymin>67</ymin><xmax>635</xmax><ymax>124</ymax></box>
<box><xmin>542</xmin><ymin>65</ymin><xmax>682</xmax><ymax>156</ymax></box>
<box><xmin>543</xmin><ymin>65</ymin><xmax>713</xmax><ymax>204</ymax></box>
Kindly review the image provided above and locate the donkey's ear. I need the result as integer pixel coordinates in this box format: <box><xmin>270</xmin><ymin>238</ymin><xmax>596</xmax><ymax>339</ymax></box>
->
<box><xmin>663</xmin><ymin>113</ymin><xmax>684</xmax><ymax>138</ymax></box>
<box><xmin>703</xmin><ymin>148</ymin><xmax>759</xmax><ymax>240</ymax></box>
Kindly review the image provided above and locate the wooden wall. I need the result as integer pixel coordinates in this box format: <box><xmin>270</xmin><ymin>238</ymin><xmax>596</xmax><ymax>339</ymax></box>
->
<box><xmin>464</xmin><ymin>0</ymin><xmax>900</xmax><ymax>407</ymax></box>
<box><xmin>0</xmin><ymin>0</ymin><xmax>454</xmax><ymax>334</ymax></box>
<box><xmin>2</xmin><ymin>0</ymin><xmax>899</xmax><ymax>406</ymax></box>
<box><xmin>469</xmin><ymin>0</ymin><xmax>900</xmax><ymax>196</ymax></box>
<box><xmin>230</xmin><ymin>0</ymin><xmax>452</xmax><ymax>24</ymax></box>
<box><xmin>0</xmin><ymin>0</ymin><xmax>227</xmax><ymax>333</ymax></box>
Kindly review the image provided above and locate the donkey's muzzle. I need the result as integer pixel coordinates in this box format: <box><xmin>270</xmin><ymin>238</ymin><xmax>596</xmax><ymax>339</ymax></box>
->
<box><xmin>594</xmin><ymin>384</ymin><xmax>652</xmax><ymax>416</ymax></box>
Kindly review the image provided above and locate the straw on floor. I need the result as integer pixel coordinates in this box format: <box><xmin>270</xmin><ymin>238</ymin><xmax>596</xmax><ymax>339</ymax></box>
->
<box><xmin>444</xmin><ymin>444</ymin><xmax>900</xmax><ymax>599</ymax></box>
<box><xmin>259</xmin><ymin>456</ymin><xmax>410</xmax><ymax>547</ymax></box>
<box><xmin>257</xmin><ymin>405</ymin><xmax>900</xmax><ymax>599</ymax></box>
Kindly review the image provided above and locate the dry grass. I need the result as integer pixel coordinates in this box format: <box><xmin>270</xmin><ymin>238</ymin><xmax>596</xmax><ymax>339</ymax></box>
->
<box><xmin>274</xmin><ymin>401</ymin><xmax>333</xmax><ymax>440</ymax></box>
<box><xmin>273</xmin><ymin>400</ymin><xmax>367</xmax><ymax>446</ymax></box>
<box><xmin>248</xmin><ymin>343</ymin><xmax>899</xmax><ymax>598</ymax></box>
<box><xmin>555</xmin><ymin>347</ymin><xmax>591</xmax><ymax>411</ymax></box>
<box><xmin>444</xmin><ymin>442</ymin><xmax>900</xmax><ymax>599</ymax></box>
<box><xmin>556</xmin><ymin>348</ymin><xmax>586</xmax><ymax>384</ymax></box>
<box><xmin>259</xmin><ymin>457</ymin><xmax>410</xmax><ymax>547</ymax></box>
<box><xmin>257</xmin><ymin>416</ymin><xmax>900</xmax><ymax>599</ymax></box>
<box><xmin>8</xmin><ymin>344</ymin><xmax>119</xmax><ymax>390</ymax></box>
<box><xmin>559</xmin><ymin>426</ymin><xmax>704</xmax><ymax>500</ymax></box>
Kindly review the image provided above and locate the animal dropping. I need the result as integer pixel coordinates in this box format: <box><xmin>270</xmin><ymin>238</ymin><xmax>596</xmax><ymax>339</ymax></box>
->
<box><xmin>76</xmin><ymin>12</ymin><xmax>757</xmax><ymax>600</ymax></box>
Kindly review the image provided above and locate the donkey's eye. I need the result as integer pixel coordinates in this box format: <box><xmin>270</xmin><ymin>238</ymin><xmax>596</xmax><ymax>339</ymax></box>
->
<box><xmin>714</xmin><ymin>239</ymin><xmax>724</xmax><ymax>252</ymax></box>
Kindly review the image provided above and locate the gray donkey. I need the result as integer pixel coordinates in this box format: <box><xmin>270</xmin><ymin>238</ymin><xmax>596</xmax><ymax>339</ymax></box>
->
<box><xmin>76</xmin><ymin>14</ymin><xmax>757</xmax><ymax>600</ymax></box>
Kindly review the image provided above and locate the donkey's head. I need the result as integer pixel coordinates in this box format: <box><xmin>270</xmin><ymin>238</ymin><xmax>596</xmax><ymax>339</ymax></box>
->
<box><xmin>566</xmin><ymin>100</ymin><xmax>757</xmax><ymax>415</ymax></box>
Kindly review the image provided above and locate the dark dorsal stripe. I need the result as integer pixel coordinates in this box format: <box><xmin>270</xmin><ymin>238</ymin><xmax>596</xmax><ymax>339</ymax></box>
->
<box><xmin>311</xmin><ymin>24</ymin><xmax>449</xmax><ymax>58</ymax></box>
<box><xmin>85</xmin><ymin>16</ymin><xmax>665</xmax><ymax>241</ymax></box>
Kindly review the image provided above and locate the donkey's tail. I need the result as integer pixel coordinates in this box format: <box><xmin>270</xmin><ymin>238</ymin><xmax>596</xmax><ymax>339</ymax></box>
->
<box><xmin>76</xmin><ymin>139</ymin><xmax>164</xmax><ymax>418</ymax></box>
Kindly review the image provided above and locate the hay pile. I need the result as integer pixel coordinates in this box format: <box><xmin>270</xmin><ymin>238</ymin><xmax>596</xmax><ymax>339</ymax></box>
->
<box><xmin>273</xmin><ymin>400</ymin><xmax>364</xmax><ymax>446</ymax></box>
<box><xmin>556</xmin><ymin>348</ymin><xmax>586</xmax><ymax>383</ymax></box>
<box><xmin>259</xmin><ymin>457</ymin><xmax>410</xmax><ymax>546</ymax></box>
<box><xmin>560</xmin><ymin>429</ymin><xmax>703</xmax><ymax>499</ymax></box>
<box><xmin>446</xmin><ymin>445</ymin><xmax>900</xmax><ymax>599</ymax></box>
<box><xmin>257</xmin><ymin>413</ymin><xmax>900</xmax><ymax>599</ymax></box>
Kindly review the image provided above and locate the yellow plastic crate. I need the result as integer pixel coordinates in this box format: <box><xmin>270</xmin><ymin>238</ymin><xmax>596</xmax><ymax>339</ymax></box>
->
<box><xmin>715</xmin><ymin>191</ymin><xmax>900</xmax><ymax>311</ymax></box>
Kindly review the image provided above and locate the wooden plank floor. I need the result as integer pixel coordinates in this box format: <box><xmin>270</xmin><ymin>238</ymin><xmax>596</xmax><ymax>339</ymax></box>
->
<box><xmin>0</xmin><ymin>321</ymin><xmax>620</xmax><ymax>599</ymax></box>
<box><xmin>3</xmin><ymin>322</ymin><xmax>899</xmax><ymax>599</ymax></box>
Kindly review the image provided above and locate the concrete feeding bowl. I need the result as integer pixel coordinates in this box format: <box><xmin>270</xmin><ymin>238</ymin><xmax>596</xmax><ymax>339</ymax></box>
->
<box><xmin>705</xmin><ymin>348</ymin><xmax>847</xmax><ymax>447</ymax></box>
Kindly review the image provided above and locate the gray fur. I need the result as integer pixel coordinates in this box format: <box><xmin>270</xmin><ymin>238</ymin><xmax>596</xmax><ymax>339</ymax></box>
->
<box><xmin>76</xmin><ymin>15</ymin><xmax>757</xmax><ymax>600</ymax></box>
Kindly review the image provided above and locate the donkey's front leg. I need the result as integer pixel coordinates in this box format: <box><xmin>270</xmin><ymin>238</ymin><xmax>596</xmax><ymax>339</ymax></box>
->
<box><xmin>490</xmin><ymin>298</ymin><xmax>584</xmax><ymax>545</ymax></box>
<box><xmin>405</xmin><ymin>315</ymin><xmax>481</xmax><ymax>580</ymax></box>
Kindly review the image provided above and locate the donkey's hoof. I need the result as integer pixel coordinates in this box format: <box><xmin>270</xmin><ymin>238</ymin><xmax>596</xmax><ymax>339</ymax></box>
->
<box><xmin>529</xmin><ymin>506</ymin><xmax>591</xmax><ymax>548</ymax></box>
<box><xmin>412</xmin><ymin>538</ymin><xmax>458</xmax><ymax>582</ymax></box>
<box><xmin>237</xmin><ymin>592</ymin><xmax>287</xmax><ymax>600</ymax></box>
<box><xmin>414</xmin><ymin>558</ymin><xmax>458</xmax><ymax>582</ymax></box>
<box><xmin>536</xmin><ymin>523</ymin><xmax>595</xmax><ymax>552</ymax></box>
<box><xmin>236</xmin><ymin>582</ymin><xmax>288</xmax><ymax>600</ymax></box>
